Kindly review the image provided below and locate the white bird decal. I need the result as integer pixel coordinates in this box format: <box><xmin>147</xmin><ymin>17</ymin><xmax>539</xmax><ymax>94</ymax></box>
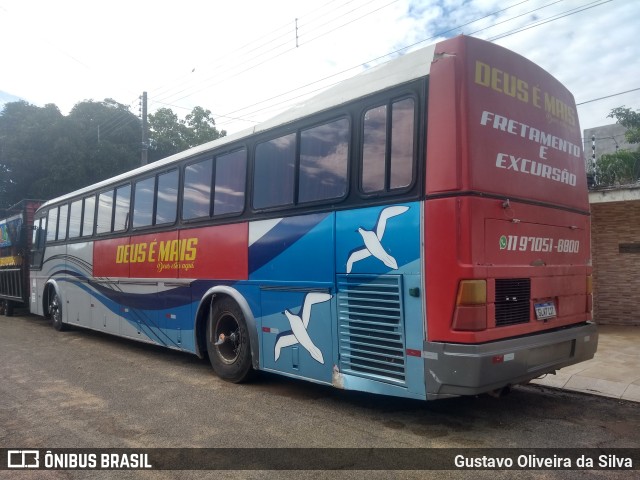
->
<box><xmin>274</xmin><ymin>292</ymin><xmax>332</xmax><ymax>364</ymax></box>
<box><xmin>346</xmin><ymin>205</ymin><xmax>409</xmax><ymax>273</ymax></box>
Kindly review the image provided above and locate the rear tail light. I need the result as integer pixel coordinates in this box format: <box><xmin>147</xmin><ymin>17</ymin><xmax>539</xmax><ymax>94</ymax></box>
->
<box><xmin>452</xmin><ymin>280</ymin><xmax>487</xmax><ymax>331</ymax></box>
<box><xmin>586</xmin><ymin>275</ymin><xmax>593</xmax><ymax>313</ymax></box>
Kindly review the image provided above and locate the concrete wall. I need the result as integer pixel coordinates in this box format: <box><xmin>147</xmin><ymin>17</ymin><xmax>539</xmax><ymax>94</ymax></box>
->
<box><xmin>591</xmin><ymin>200</ymin><xmax>640</xmax><ymax>325</ymax></box>
<box><xmin>584</xmin><ymin>123</ymin><xmax>634</xmax><ymax>170</ymax></box>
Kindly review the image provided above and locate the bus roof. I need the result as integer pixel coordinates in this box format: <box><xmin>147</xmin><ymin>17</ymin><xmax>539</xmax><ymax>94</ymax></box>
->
<box><xmin>39</xmin><ymin>42</ymin><xmax>439</xmax><ymax>210</ymax></box>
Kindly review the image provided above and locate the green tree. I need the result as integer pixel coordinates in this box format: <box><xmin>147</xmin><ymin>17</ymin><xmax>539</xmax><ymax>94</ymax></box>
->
<box><xmin>148</xmin><ymin>106</ymin><xmax>225</xmax><ymax>162</ymax></box>
<box><xmin>61</xmin><ymin>99</ymin><xmax>141</xmax><ymax>189</ymax></box>
<box><xmin>595</xmin><ymin>150</ymin><xmax>640</xmax><ymax>186</ymax></box>
<box><xmin>608</xmin><ymin>107</ymin><xmax>640</xmax><ymax>144</ymax></box>
<box><xmin>0</xmin><ymin>99</ymin><xmax>140</xmax><ymax>208</ymax></box>
<box><xmin>147</xmin><ymin>108</ymin><xmax>189</xmax><ymax>161</ymax></box>
<box><xmin>184</xmin><ymin>106</ymin><xmax>227</xmax><ymax>146</ymax></box>
<box><xmin>594</xmin><ymin>107</ymin><xmax>640</xmax><ymax>186</ymax></box>
<box><xmin>0</xmin><ymin>99</ymin><xmax>225</xmax><ymax>207</ymax></box>
<box><xmin>0</xmin><ymin>101</ymin><xmax>65</xmax><ymax>208</ymax></box>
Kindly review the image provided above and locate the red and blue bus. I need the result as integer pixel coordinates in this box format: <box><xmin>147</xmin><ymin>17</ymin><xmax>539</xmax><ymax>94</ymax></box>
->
<box><xmin>29</xmin><ymin>35</ymin><xmax>596</xmax><ymax>400</ymax></box>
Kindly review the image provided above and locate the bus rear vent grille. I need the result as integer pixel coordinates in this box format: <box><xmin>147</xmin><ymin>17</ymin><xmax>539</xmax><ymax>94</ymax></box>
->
<box><xmin>495</xmin><ymin>278</ymin><xmax>531</xmax><ymax>327</ymax></box>
<box><xmin>337</xmin><ymin>275</ymin><xmax>406</xmax><ymax>386</ymax></box>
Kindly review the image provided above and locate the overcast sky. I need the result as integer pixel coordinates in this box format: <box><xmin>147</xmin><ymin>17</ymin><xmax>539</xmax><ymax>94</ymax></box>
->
<box><xmin>1</xmin><ymin>0</ymin><xmax>638</xmax><ymax>145</ymax></box>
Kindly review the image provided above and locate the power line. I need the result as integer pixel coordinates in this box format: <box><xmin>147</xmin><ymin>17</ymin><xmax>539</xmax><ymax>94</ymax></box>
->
<box><xmin>487</xmin><ymin>0</ymin><xmax>611</xmax><ymax>41</ymax></box>
<box><xmin>149</xmin><ymin>0</ymin><xmax>365</xmax><ymax>104</ymax></box>
<box><xmin>218</xmin><ymin>0</ymin><xmax>604</xmax><ymax>128</ymax></box>
<box><xmin>152</xmin><ymin>0</ymin><xmax>529</xmax><ymax>122</ymax></box>
<box><xmin>147</xmin><ymin>0</ymin><xmax>344</xmax><ymax>101</ymax></box>
<box><xmin>213</xmin><ymin>0</ymin><xmax>535</xmax><ymax>127</ymax></box>
<box><xmin>152</xmin><ymin>0</ymin><xmax>401</xmax><ymax>108</ymax></box>
<box><xmin>144</xmin><ymin>0</ymin><xmax>614</xmax><ymax>134</ymax></box>
<box><xmin>466</xmin><ymin>0</ymin><xmax>564</xmax><ymax>37</ymax></box>
<box><xmin>576</xmin><ymin>88</ymin><xmax>640</xmax><ymax>106</ymax></box>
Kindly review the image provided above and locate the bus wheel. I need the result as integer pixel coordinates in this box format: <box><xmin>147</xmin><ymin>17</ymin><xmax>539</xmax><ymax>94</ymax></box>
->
<box><xmin>206</xmin><ymin>298</ymin><xmax>254</xmax><ymax>383</ymax></box>
<box><xmin>49</xmin><ymin>293</ymin><xmax>66</xmax><ymax>331</ymax></box>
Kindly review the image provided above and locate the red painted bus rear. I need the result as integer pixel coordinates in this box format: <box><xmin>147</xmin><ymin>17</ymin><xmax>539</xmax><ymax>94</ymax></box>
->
<box><xmin>422</xmin><ymin>36</ymin><xmax>595</xmax><ymax>397</ymax></box>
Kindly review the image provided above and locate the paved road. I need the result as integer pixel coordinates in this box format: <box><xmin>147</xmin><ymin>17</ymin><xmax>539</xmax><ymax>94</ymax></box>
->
<box><xmin>1</xmin><ymin>314</ymin><xmax>638</xmax><ymax>479</ymax></box>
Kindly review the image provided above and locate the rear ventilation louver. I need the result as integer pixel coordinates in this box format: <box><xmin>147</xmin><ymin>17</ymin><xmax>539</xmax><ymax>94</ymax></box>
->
<box><xmin>495</xmin><ymin>278</ymin><xmax>531</xmax><ymax>327</ymax></box>
<box><xmin>337</xmin><ymin>275</ymin><xmax>406</xmax><ymax>386</ymax></box>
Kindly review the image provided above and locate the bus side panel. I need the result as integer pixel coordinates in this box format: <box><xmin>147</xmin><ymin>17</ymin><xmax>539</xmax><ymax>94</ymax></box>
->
<box><xmin>250</xmin><ymin>206</ymin><xmax>426</xmax><ymax>398</ymax></box>
<box><xmin>65</xmin><ymin>241</ymin><xmax>94</xmax><ymax>327</ymax></box>
<box><xmin>250</xmin><ymin>212</ymin><xmax>336</xmax><ymax>384</ymax></box>
<box><xmin>424</xmin><ymin>197</ymin><xmax>475</xmax><ymax>342</ymax></box>
<box><xmin>335</xmin><ymin>202</ymin><xmax>425</xmax><ymax>398</ymax></box>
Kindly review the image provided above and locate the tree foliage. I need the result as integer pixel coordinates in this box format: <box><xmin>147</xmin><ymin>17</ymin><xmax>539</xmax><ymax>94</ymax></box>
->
<box><xmin>0</xmin><ymin>100</ymin><xmax>140</xmax><ymax>209</ymax></box>
<box><xmin>0</xmin><ymin>100</ymin><xmax>224</xmax><ymax>209</ymax></box>
<box><xmin>595</xmin><ymin>150</ymin><xmax>640</xmax><ymax>186</ymax></box>
<box><xmin>148</xmin><ymin>106</ymin><xmax>226</xmax><ymax>162</ymax></box>
<box><xmin>608</xmin><ymin>107</ymin><xmax>640</xmax><ymax>144</ymax></box>
<box><xmin>594</xmin><ymin>106</ymin><xmax>640</xmax><ymax>187</ymax></box>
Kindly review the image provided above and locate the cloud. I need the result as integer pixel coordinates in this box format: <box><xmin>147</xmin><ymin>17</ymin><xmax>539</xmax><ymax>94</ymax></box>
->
<box><xmin>0</xmin><ymin>0</ymin><xmax>636</xmax><ymax>135</ymax></box>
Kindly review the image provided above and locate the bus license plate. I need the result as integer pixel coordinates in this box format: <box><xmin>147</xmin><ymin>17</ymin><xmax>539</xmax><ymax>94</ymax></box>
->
<box><xmin>534</xmin><ymin>301</ymin><xmax>556</xmax><ymax>320</ymax></box>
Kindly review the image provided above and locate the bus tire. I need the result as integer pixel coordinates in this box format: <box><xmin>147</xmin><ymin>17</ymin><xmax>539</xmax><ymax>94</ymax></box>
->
<box><xmin>206</xmin><ymin>297</ymin><xmax>254</xmax><ymax>383</ymax></box>
<box><xmin>49</xmin><ymin>293</ymin><xmax>66</xmax><ymax>331</ymax></box>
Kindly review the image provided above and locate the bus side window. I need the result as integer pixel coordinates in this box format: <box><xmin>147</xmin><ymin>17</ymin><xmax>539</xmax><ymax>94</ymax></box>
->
<box><xmin>214</xmin><ymin>149</ymin><xmax>246</xmax><ymax>216</ymax></box>
<box><xmin>113</xmin><ymin>184</ymin><xmax>131</xmax><ymax>232</ymax></box>
<box><xmin>362</xmin><ymin>105</ymin><xmax>387</xmax><ymax>193</ymax></box>
<box><xmin>82</xmin><ymin>196</ymin><xmax>96</xmax><ymax>237</ymax></box>
<box><xmin>69</xmin><ymin>200</ymin><xmax>82</xmax><ymax>238</ymax></box>
<box><xmin>390</xmin><ymin>98</ymin><xmax>415</xmax><ymax>189</ymax></box>
<box><xmin>97</xmin><ymin>191</ymin><xmax>114</xmax><ymax>234</ymax></box>
<box><xmin>183</xmin><ymin>159</ymin><xmax>213</xmax><ymax>220</ymax></box>
<box><xmin>156</xmin><ymin>170</ymin><xmax>178</xmax><ymax>225</ymax></box>
<box><xmin>361</xmin><ymin>97</ymin><xmax>416</xmax><ymax>193</ymax></box>
<box><xmin>57</xmin><ymin>204</ymin><xmax>69</xmax><ymax>241</ymax></box>
<box><xmin>299</xmin><ymin>118</ymin><xmax>349</xmax><ymax>203</ymax></box>
<box><xmin>133</xmin><ymin>177</ymin><xmax>155</xmax><ymax>228</ymax></box>
<box><xmin>46</xmin><ymin>208</ymin><xmax>58</xmax><ymax>243</ymax></box>
<box><xmin>30</xmin><ymin>216</ymin><xmax>46</xmax><ymax>269</ymax></box>
<box><xmin>253</xmin><ymin>133</ymin><xmax>295</xmax><ymax>209</ymax></box>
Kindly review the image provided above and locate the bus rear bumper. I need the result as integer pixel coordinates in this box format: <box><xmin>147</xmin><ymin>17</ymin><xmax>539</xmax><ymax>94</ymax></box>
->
<box><xmin>423</xmin><ymin>322</ymin><xmax>598</xmax><ymax>399</ymax></box>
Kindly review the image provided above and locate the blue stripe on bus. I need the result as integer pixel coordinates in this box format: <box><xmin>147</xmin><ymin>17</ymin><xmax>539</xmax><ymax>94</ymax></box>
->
<box><xmin>249</xmin><ymin>212</ymin><xmax>329</xmax><ymax>274</ymax></box>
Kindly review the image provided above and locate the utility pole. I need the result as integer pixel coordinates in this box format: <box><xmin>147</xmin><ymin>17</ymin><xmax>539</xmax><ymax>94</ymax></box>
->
<box><xmin>141</xmin><ymin>91</ymin><xmax>148</xmax><ymax>166</ymax></box>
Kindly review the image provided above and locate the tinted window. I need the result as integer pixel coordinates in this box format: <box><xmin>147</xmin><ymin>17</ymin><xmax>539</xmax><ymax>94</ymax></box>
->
<box><xmin>214</xmin><ymin>150</ymin><xmax>246</xmax><ymax>216</ymax></box>
<box><xmin>299</xmin><ymin>118</ymin><xmax>349</xmax><ymax>203</ymax></box>
<box><xmin>156</xmin><ymin>170</ymin><xmax>178</xmax><ymax>224</ymax></box>
<box><xmin>390</xmin><ymin>98</ymin><xmax>415</xmax><ymax>189</ymax></box>
<box><xmin>113</xmin><ymin>185</ymin><xmax>131</xmax><ymax>232</ymax></box>
<box><xmin>46</xmin><ymin>209</ymin><xmax>58</xmax><ymax>242</ymax></box>
<box><xmin>69</xmin><ymin>200</ymin><xmax>82</xmax><ymax>238</ymax></box>
<box><xmin>254</xmin><ymin>134</ymin><xmax>295</xmax><ymax>209</ymax></box>
<box><xmin>57</xmin><ymin>204</ymin><xmax>69</xmax><ymax>240</ymax></box>
<box><xmin>183</xmin><ymin>159</ymin><xmax>212</xmax><ymax>220</ymax></box>
<box><xmin>30</xmin><ymin>217</ymin><xmax>46</xmax><ymax>268</ymax></box>
<box><xmin>96</xmin><ymin>191</ymin><xmax>114</xmax><ymax>234</ymax></box>
<box><xmin>133</xmin><ymin>177</ymin><xmax>154</xmax><ymax>228</ymax></box>
<box><xmin>32</xmin><ymin>218</ymin><xmax>40</xmax><ymax>245</ymax></box>
<box><xmin>82</xmin><ymin>196</ymin><xmax>95</xmax><ymax>237</ymax></box>
<box><xmin>361</xmin><ymin>98</ymin><xmax>415</xmax><ymax>193</ymax></box>
<box><xmin>362</xmin><ymin>105</ymin><xmax>387</xmax><ymax>193</ymax></box>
